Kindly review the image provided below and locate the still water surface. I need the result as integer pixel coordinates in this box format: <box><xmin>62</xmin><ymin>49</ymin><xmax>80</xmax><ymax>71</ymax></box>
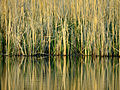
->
<box><xmin>0</xmin><ymin>56</ymin><xmax>119</xmax><ymax>90</ymax></box>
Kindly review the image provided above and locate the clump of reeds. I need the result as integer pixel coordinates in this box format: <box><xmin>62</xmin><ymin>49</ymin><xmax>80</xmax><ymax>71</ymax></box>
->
<box><xmin>0</xmin><ymin>0</ymin><xmax>119</xmax><ymax>56</ymax></box>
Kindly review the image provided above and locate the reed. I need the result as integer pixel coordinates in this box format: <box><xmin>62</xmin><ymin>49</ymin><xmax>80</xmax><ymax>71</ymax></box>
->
<box><xmin>0</xmin><ymin>32</ymin><xmax>2</xmax><ymax>53</ymax></box>
<box><xmin>0</xmin><ymin>0</ymin><xmax>119</xmax><ymax>56</ymax></box>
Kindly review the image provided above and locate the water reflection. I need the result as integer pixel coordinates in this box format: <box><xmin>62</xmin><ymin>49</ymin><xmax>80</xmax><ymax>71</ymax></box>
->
<box><xmin>0</xmin><ymin>56</ymin><xmax>119</xmax><ymax>90</ymax></box>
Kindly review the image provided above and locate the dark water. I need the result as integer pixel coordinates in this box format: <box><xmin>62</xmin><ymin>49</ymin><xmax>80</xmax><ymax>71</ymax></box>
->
<box><xmin>0</xmin><ymin>56</ymin><xmax>119</xmax><ymax>90</ymax></box>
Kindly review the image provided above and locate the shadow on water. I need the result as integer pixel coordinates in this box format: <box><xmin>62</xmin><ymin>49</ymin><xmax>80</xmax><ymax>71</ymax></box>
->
<box><xmin>0</xmin><ymin>56</ymin><xmax>120</xmax><ymax>90</ymax></box>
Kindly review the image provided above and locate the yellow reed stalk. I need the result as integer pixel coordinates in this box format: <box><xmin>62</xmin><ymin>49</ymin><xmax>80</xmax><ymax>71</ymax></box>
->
<box><xmin>94</xmin><ymin>15</ymin><xmax>98</xmax><ymax>55</ymax></box>
<box><xmin>62</xmin><ymin>18</ymin><xmax>66</xmax><ymax>55</ymax></box>
<box><xmin>23</xmin><ymin>39</ymin><xmax>27</xmax><ymax>55</ymax></box>
<box><xmin>66</xmin><ymin>24</ymin><xmax>69</xmax><ymax>55</ymax></box>
<box><xmin>118</xmin><ymin>1</ymin><xmax>120</xmax><ymax>56</ymax></box>
<box><xmin>48</xmin><ymin>20</ymin><xmax>51</xmax><ymax>55</ymax></box>
<box><xmin>28</xmin><ymin>27</ymin><xmax>32</xmax><ymax>55</ymax></box>
<box><xmin>8</xmin><ymin>7</ymin><xmax>11</xmax><ymax>55</ymax></box>
<box><xmin>0</xmin><ymin>33</ymin><xmax>1</xmax><ymax>53</ymax></box>
<box><xmin>119</xmin><ymin>24</ymin><xmax>120</xmax><ymax>56</ymax></box>
<box><xmin>21</xmin><ymin>0</ymin><xmax>24</xmax><ymax>28</ymax></box>
<box><xmin>101</xmin><ymin>22</ymin><xmax>105</xmax><ymax>56</ymax></box>
<box><xmin>54</xmin><ymin>21</ymin><xmax>58</xmax><ymax>55</ymax></box>
<box><xmin>112</xmin><ymin>20</ymin><xmax>114</xmax><ymax>55</ymax></box>
<box><xmin>85</xmin><ymin>0</ymin><xmax>89</xmax><ymax>55</ymax></box>
<box><xmin>87</xmin><ymin>28</ymin><xmax>91</xmax><ymax>55</ymax></box>
<box><xmin>46</xmin><ymin>1</ymin><xmax>51</xmax><ymax>55</ymax></box>
<box><xmin>81</xmin><ymin>25</ymin><xmax>83</xmax><ymax>53</ymax></box>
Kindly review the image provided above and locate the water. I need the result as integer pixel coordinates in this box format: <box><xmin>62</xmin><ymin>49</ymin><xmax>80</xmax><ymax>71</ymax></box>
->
<box><xmin>0</xmin><ymin>56</ymin><xmax>119</xmax><ymax>90</ymax></box>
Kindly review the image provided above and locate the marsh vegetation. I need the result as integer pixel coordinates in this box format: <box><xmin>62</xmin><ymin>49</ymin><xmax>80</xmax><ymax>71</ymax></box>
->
<box><xmin>0</xmin><ymin>0</ymin><xmax>120</xmax><ymax>56</ymax></box>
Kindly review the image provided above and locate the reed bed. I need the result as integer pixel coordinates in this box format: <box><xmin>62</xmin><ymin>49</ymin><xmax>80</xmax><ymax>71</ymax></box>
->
<box><xmin>0</xmin><ymin>0</ymin><xmax>120</xmax><ymax>56</ymax></box>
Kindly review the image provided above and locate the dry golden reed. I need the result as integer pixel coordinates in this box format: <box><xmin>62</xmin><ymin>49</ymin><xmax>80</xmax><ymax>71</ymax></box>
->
<box><xmin>0</xmin><ymin>0</ymin><xmax>119</xmax><ymax>56</ymax></box>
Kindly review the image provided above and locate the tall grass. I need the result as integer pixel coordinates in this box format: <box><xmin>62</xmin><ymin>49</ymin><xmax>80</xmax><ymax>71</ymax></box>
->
<box><xmin>0</xmin><ymin>0</ymin><xmax>119</xmax><ymax>56</ymax></box>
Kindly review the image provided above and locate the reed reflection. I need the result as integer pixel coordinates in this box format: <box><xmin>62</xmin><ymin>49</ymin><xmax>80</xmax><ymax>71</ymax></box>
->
<box><xmin>0</xmin><ymin>56</ymin><xmax>119</xmax><ymax>90</ymax></box>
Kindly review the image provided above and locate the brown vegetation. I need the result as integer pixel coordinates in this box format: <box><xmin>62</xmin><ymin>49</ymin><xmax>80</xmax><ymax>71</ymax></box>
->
<box><xmin>0</xmin><ymin>0</ymin><xmax>119</xmax><ymax>56</ymax></box>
